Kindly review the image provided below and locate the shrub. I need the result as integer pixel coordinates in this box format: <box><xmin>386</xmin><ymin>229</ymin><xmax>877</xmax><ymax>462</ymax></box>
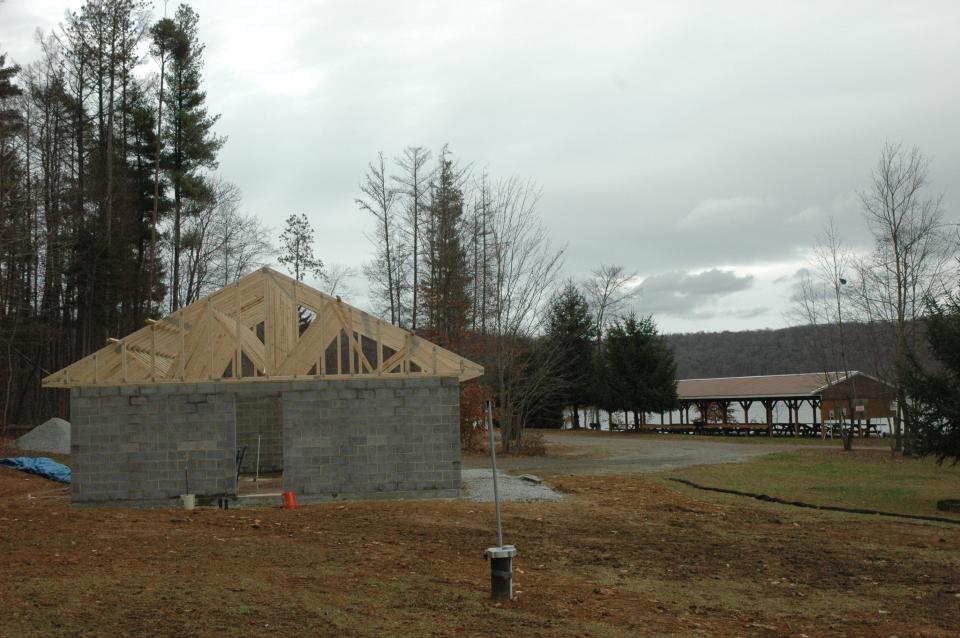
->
<box><xmin>460</xmin><ymin>381</ymin><xmax>493</xmax><ymax>453</ymax></box>
<box><xmin>518</xmin><ymin>430</ymin><xmax>547</xmax><ymax>456</ymax></box>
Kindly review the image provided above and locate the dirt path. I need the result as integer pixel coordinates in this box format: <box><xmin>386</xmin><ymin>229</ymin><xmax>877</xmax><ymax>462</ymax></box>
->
<box><xmin>464</xmin><ymin>430</ymin><xmax>809</xmax><ymax>475</ymax></box>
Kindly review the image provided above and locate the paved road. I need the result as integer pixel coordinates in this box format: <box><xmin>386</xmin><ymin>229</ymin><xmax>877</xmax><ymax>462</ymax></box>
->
<box><xmin>462</xmin><ymin>430</ymin><xmax>800</xmax><ymax>476</ymax></box>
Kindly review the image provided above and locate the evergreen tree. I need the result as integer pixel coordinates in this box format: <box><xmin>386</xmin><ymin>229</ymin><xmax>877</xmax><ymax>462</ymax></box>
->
<box><xmin>147</xmin><ymin>15</ymin><xmax>179</xmax><ymax>312</ymax></box>
<box><xmin>904</xmin><ymin>292</ymin><xmax>960</xmax><ymax>464</ymax></box>
<box><xmin>600</xmin><ymin>312</ymin><xmax>678</xmax><ymax>428</ymax></box>
<box><xmin>162</xmin><ymin>3</ymin><xmax>224</xmax><ymax>311</ymax></box>
<box><xmin>278</xmin><ymin>213</ymin><xmax>324</xmax><ymax>283</ymax></box>
<box><xmin>421</xmin><ymin>147</ymin><xmax>470</xmax><ymax>344</ymax></box>
<box><xmin>544</xmin><ymin>281</ymin><xmax>595</xmax><ymax>427</ymax></box>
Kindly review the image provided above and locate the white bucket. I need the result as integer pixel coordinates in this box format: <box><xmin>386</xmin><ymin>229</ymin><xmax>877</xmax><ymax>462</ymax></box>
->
<box><xmin>180</xmin><ymin>494</ymin><xmax>196</xmax><ymax>510</ymax></box>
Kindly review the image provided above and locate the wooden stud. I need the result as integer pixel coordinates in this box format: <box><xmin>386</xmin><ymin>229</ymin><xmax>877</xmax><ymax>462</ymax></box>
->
<box><xmin>151</xmin><ymin>323</ymin><xmax>157</xmax><ymax>382</ymax></box>
<box><xmin>336</xmin><ymin>327</ymin><xmax>343</xmax><ymax>375</ymax></box>
<box><xmin>207</xmin><ymin>300</ymin><xmax>215</xmax><ymax>380</ymax></box>
<box><xmin>235</xmin><ymin>281</ymin><xmax>242</xmax><ymax>378</ymax></box>
<box><xmin>179</xmin><ymin>313</ymin><xmax>185</xmax><ymax>380</ymax></box>
<box><xmin>376</xmin><ymin>320</ymin><xmax>382</xmax><ymax>374</ymax></box>
<box><xmin>347</xmin><ymin>306</ymin><xmax>355</xmax><ymax>375</ymax></box>
<box><xmin>318</xmin><ymin>298</ymin><xmax>325</xmax><ymax>376</ymax></box>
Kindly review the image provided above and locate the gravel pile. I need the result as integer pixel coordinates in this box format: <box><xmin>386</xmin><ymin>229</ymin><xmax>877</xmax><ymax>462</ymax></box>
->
<box><xmin>11</xmin><ymin>418</ymin><xmax>70</xmax><ymax>455</ymax></box>
<box><xmin>461</xmin><ymin>468</ymin><xmax>562</xmax><ymax>503</ymax></box>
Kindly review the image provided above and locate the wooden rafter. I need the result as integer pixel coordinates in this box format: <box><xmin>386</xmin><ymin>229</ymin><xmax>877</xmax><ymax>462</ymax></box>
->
<box><xmin>43</xmin><ymin>267</ymin><xmax>483</xmax><ymax>388</ymax></box>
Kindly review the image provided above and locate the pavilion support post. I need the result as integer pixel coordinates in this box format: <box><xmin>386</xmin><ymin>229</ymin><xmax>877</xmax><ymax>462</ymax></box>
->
<box><xmin>787</xmin><ymin>400</ymin><xmax>801</xmax><ymax>437</ymax></box>
<box><xmin>762</xmin><ymin>400</ymin><xmax>774</xmax><ymax>436</ymax></box>
<box><xmin>811</xmin><ymin>398</ymin><xmax>822</xmax><ymax>438</ymax></box>
<box><xmin>739</xmin><ymin>400</ymin><xmax>753</xmax><ymax>435</ymax></box>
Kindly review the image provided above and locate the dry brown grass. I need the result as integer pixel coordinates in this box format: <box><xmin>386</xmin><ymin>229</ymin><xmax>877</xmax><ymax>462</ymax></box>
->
<box><xmin>1</xmin><ymin>464</ymin><xmax>958</xmax><ymax>637</ymax></box>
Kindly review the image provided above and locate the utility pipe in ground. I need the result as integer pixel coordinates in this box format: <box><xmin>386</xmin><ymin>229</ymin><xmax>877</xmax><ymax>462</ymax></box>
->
<box><xmin>483</xmin><ymin>400</ymin><xmax>516</xmax><ymax>600</ymax></box>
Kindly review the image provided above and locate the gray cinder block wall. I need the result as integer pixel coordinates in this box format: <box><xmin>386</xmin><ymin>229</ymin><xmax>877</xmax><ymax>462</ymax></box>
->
<box><xmin>70</xmin><ymin>385</ymin><xmax>237</xmax><ymax>506</ymax></box>
<box><xmin>69</xmin><ymin>376</ymin><xmax>461</xmax><ymax>506</ymax></box>
<box><xmin>283</xmin><ymin>376</ymin><xmax>461</xmax><ymax>501</ymax></box>
<box><xmin>235</xmin><ymin>394</ymin><xmax>283</xmax><ymax>473</ymax></box>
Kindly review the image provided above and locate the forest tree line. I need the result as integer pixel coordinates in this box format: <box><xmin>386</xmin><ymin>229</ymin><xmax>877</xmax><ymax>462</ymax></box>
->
<box><xmin>665</xmin><ymin>321</ymin><xmax>932</xmax><ymax>380</ymax></box>
<box><xmin>0</xmin><ymin>1</ymin><xmax>272</xmax><ymax>427</ymax></box>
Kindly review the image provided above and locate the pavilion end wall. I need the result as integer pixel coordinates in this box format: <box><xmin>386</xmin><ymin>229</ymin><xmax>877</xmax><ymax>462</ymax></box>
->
<box><xmin>69</xmin><ymin>376</ymin><xmax>461</xmax><ymax>507</ymax></box>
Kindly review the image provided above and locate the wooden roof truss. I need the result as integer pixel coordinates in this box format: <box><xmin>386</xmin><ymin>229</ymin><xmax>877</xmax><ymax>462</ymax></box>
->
<box><xmin>43</xmin><ymin>268</ymin><xmax>483</xmax><ymax>388</ymax></box>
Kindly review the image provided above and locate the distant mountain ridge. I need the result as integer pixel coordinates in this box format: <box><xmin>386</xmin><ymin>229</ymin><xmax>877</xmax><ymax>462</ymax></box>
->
<box><xmin>665</xmin><ymin>322</ymin><xmax>929</xmax><ymax>380</ymax></box>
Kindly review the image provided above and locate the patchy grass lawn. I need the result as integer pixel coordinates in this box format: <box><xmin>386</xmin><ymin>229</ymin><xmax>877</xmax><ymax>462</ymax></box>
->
<box><xmin>665</xmin><ymin>448</ymin><xmax>960</xmax><ymax>519</ymax></box>
<box><xmin>2</xmin><ymin>463</ymin><xmax>959</xmax><ymax>637</ymax></box>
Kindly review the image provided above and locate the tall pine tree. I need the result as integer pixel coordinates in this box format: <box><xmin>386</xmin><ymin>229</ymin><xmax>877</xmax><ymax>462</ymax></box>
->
<box><xmin>544</xmin><ymin>281</ymin><xmax>595</xmax><ymax>427</ymax></box>
<box><xmin>161</xmin><ymin>4</ymin><xmax>223</xmax><ymax>311</ymax></box>
<box><xmin>421</xmin><ymin>146</ymin><xmax>469</xmax><ymax>345</ymax></box>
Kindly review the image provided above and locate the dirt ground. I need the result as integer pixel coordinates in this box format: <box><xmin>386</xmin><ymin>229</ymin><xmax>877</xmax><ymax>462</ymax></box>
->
<box><xmin>2</xmin><ymin>457</ymin><xmax>958</xmax><ymax>637</ymax></box>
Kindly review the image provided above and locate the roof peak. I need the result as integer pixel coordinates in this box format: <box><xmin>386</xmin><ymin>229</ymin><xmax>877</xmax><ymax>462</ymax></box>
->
<box><xmin>44</xmin><ymin>268</ymin><xmax>482</xmax><ymax>388</ymax></box>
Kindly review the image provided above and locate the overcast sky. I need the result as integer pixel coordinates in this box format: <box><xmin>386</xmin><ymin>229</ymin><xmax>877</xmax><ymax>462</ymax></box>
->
<box><xmin>2</xmin><ymin>1</ymin><xmax>958</xmax><ymax>333</ymax></box>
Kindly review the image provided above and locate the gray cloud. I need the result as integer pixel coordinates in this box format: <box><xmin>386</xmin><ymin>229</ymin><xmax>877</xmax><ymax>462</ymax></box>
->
<box><xmin>2</xmin><ymin>1</ymin><xmax>958</xmax><ymax>333</ymax></box>
<box><xmin>728</xmin><ymin>307</ymin><xmax>770</xmax><ymax>320</ymax></box>
<box><xmin>636</xmin><ymin>269</ymin><xmax>755</xmax><ymax>318</ymax></box>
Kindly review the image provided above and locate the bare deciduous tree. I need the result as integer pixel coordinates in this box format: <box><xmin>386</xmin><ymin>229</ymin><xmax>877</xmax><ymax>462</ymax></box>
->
<box><xmin>852</xmin><ymin>142</ymin><xmax>954</xmax><ymax>453</ymax></box>
<box><xmin>323</xmin><ymin>262</ymin><xmax>358</xmax><ymax>298</ymax></box>
<box><xmin>583</xmin><ymin>263</ymin><xmax>638</xmax><ymax>427</ymax></box>
<box><xmin>356</xmin><ymin>151</ymin><xmax>399</xmax><ymax>324</ymax></box>
<box><xmin>584</xmin><ymin>264</ymin><xmax>638</xmax><ymax>340</ymax></box>
<box><xmin>393</xmin><ymin>146</ymin><xmax>432</xmax><ymax>330</ymax></box>
<box><xmin>486</xmin><ymin>177</ymin><xmax>565</xmax><ymax>452</ymax></box>
<box><xmin>177</xmin><ymin>179</ymin><xmax>272</xmax><ymax>304</ymax></box>
<box><xmin>792</xmin><ymin>217</ymin><xmax>859</xmax><ymax>449</ymax></box>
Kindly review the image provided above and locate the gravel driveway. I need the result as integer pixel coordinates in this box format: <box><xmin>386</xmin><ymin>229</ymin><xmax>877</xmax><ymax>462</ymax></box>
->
<box><xmin>461</xmin><ymin>469</ymin><xmax>563</xmax><ymax>502</ymax></box>
<box><xmin>462</xmin><ymin>430</ymin><xmax>798</xmax><ymax>476</ymax></box>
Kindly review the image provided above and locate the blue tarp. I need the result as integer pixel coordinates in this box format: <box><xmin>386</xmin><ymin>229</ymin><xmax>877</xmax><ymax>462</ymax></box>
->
<box><xmin>0</xmin><ymin>456</ymin><xmax>71</xmax><ymax>483</ymax></box>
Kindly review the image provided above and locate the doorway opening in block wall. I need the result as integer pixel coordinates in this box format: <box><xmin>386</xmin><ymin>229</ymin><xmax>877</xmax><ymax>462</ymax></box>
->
<box><xmin>235</xmin><ymin>393</ymin><xmax>284</xmax><ymax>497</ymax></box>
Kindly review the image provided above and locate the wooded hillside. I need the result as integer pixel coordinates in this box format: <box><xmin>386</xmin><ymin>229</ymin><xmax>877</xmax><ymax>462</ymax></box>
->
<box><xmin>666</xmin><ymin>321</ymin><xmax>930</xmax><ymax>380</ymax></box>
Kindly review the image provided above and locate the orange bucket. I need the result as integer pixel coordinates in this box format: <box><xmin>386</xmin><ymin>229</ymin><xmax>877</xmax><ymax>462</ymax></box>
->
<box><xmin>282</xmin><ymin>491</ymin><xmax>298</xmax><ymax>509</ymax></box>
